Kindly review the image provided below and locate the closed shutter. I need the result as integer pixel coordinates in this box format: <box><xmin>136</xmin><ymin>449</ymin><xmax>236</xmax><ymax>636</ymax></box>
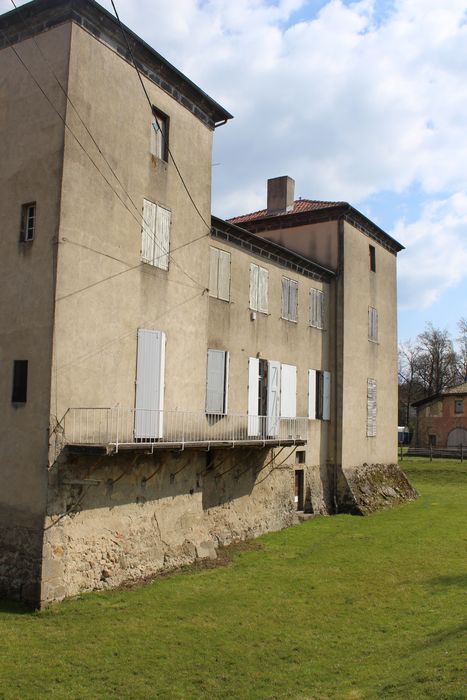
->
<box><xmin>154</xmin><ymin>205</ymin><xmax>170</xmax><ymax>270</ymax></box>
<box><xmin>369</xmin><ymin>307</ymin><xmax>378</xmax><ymax>341</ymax></box>
<box><xmin>206</xmin><ymin>349</ymin><xmax>226</xmax><ymax>414</ymax></box>
<box><xmin>250</xmin><ymin>264</ymin><xmax>258</xmax><ymax>310</ymax></box>
<box><xmin>367</xmin><ymin>378</ymin><xmax>377</xmax><ymax>437</ymax></box>
<box><xmin>322</xmin><ymin>371</ymin><xmax>331</xmax><ymax>420</ymax></box>
<box><xmin>248</xmin><ymin>357</ymin><xmax>260</xmax><ymax>436</ymax></box>
<box><xmin>310</xmin><ymin>288</ymin><xmax>316</xmax><ymax>326</ymax></box>
<box><xmin>267</xmin><ymin>360</ymin><xmax>281</xmax><ymax>436</ymax></box>
<box><xmin>281</xmin><ymin>278</ymin><xmax>289</xmax><ymax>318</ymax></box>
<box><xmin>141</xmin><ymin>199</ymin><xmax>156</xmax><ymax>264</ymax></box>
<box><xmin>308</xmin><ymin>369</ymin><xmax>317</xmax><ymax>419</ymax></box>
<box><xmin>209</xmin><ymin>247</ymin><xmax>219</xmax><ymax>297</ymax></box>
<box><xmin>290</xmin><ymin>280</ymin><xmax>298</xmax><ymax>321</ymax></box>
<box><xmin>135</xmin><ymin>329</ymin><xmax>165</xmax><ymax>439</ymax></box>
<box><xmin>319</xmin><ymin>290</ymin><xmax>325</xmax><ymax>329</ymax></box>
<box><xmin>218</xmin><ymin>250</ymin><xmax>231</xmax><ymax>301</ymax></box>
<box><xmin>280</xmin><ymin>363</ymin><xmax>297</xmax><ymax>418</ymax></box>
<box><xmin>258</xmin><ymin>266</ymin><xmax>268</xmax><ymax>313</ymax></box>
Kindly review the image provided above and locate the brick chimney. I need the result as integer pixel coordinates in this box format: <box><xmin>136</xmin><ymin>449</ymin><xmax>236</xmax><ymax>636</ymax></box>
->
<box><xmin>267</xmin><ymin>176</ymin><xmax>295</xmax><ymax>215</ymax></box>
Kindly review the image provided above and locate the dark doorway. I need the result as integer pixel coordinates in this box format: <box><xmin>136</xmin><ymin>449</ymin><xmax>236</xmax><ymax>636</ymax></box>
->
<box><xmin>294</xmin><ymin>469</ymin><xmax>304</xmax><ymax>511</ymax></box>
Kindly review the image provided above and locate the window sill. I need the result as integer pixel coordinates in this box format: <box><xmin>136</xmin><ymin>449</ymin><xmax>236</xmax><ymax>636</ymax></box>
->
<box><xmin>368</xmin><ymin>338</ymin><xmax>379</xmax><ymax>344</ymax></box>
<box><xmin>281</xmin><ymin>317</ymin><xmax>298</xmax><ymax>323</ymax></box>
<box><xmin>309</xmin><ymin>324</ymin><xmax>325</xmax><ymax>331</ymax></box>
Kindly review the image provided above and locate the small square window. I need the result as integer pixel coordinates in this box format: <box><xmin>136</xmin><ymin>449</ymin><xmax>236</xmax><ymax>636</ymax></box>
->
<box><xmin>369</xmin><ymin>244</ymin><xmax>376</xmax><ymax>272</ymax></box>
<box><xmin>151</xmin><ymin>107</ymin><xmax>169</xmax><ymax>162</ymax></box>
<box><xmin>20</xmin><ymin>202</ymin><xmax>36</xmax><ymax>242</ymax></box>
<box><xmin>454</xmin><ymin>400</ymin><xmax>464</xmax><ymax>414</ymax></box>
<box><xmin>295</xmin><ymin>450</ymin><xmax>306</xmax><ymax>464</ymax></box>
<box><xmin>12</xmin><ymin>360</ymin><xmax>28</xmax><ymax>403</ymax></box>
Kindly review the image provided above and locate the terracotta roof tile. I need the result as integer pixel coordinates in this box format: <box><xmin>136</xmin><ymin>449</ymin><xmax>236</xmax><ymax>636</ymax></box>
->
<box><xmin>227</xmin><ymin>199</ymin><xmax>347</xmax><ymax>224</ymax></box>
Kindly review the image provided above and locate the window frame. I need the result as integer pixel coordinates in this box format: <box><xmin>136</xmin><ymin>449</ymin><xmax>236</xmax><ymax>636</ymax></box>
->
<box><xmin>141</xmin><ymin>198</ymin><xmax>171</xmax><ymax>270</ymax></box>
<box><xmin>249</xmin><ymin>263</ymin><xmax>269</xmax><ymax>314</ymax></box>
<box><xmin>308</xmin><ymin>369</ymin><xmax>331</xmax><ymax>421</ymax></box>
<box><xmin>150</xmin><ymin>107</ymin><xmax>169</xmax><ymax>162</ymax></box>
<box><xmin>281</xmin><ymin>276</ymin><xmax>298</xmax><ymax>322</ymax></box>
<box><xmin>309</xmin><ymin>288</ymin><xmax>325</xmax><ymax>330</ymax></box>
<box><xmin>454</xmin><ymin>399</ymin><xmax>464</xmax><ymax>414</ymax></box>
<box><xmin>20</xmin><ymin>202</ymin><xmax>36</xmax><ymax>242</ymax></box>
<box><xmin>209</xmin><ymin>246</ymin><xmax>231</xmax><ymax>302</ymax></box>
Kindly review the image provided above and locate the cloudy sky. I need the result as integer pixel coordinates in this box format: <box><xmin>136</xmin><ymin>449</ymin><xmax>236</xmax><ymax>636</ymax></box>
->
<box><xmin>3</xmin><ymin>0</ymin><xmax>467</xmax><ymax>344</ymax></box>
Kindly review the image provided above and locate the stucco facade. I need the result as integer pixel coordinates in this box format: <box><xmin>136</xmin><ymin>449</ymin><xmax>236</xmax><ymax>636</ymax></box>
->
<box><xmin>0</xmin><ymin>0</ymin><xmax>414</xmax><ymax>608</ymax></box>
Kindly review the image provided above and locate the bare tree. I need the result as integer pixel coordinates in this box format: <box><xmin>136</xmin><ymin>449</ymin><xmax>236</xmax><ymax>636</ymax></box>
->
<box><xmin>398</xmin><ymin>340</ymin><xmax>423</xmax><ymax>426</ymax></box>
<box><xmin>414</xmin><ymin>324</ymin><xmax>459</xmax><ymax>395</ymax></box>
<box><xmin>456</xmin><ymin>317</ymin><xmax>467</xmax><ymax>382</ymax></box>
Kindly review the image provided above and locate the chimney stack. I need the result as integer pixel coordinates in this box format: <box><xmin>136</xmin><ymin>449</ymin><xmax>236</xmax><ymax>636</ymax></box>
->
<box><xmin>267</xmin><ymin>176</ymin><xmax>295</xmax><ymax>215</ymax></box>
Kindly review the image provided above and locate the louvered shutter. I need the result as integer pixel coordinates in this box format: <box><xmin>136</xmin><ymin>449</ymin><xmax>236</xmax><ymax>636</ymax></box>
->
<box><xmin>367</xmin><ymin>378</ymin><xmax>377</xmax><ymax>437</ymax></box>
<box><xmin>322</xmin><ymin>371</ymin><xmax>331</xmax><ymax>420</ymax></box>
<box><xmin>248</xmin><ymin>357</ymin><xmax>260</xmax><ymax>436</ymax></box>
<box><xmin>250</xmin><ymin>264</ymin><xmax>258</xmax><ymax>310</ymax></box>
<box><xmin>267</xmin><ymin>360</ymin><xmax>281</xmax><ymax>436</ymax></box>
<box><xmin>141</xmin><ymin>199</ymin><xmax>156</xmax><ymax>264</ymax></box>
<box><xmin>290</xmin><ymin>280</ymin><xmax>298</xmax><ymax>321</ymax></box>
<box><xmin>134</xmin><ymin>329</ymin><xmax>165</xmax><ymax>439</ymax></box>
<box><xmin>281</xmin><ymin>278</ymin><xmax>289</xmax><ymax>318</ymax></box>
<box><xmin>280</xmin><ymin>364</ymin><xmax>297</xmax><ymax>418</ymax></box>
<box><xmin>319</xmin><ymin>291</ymin><xmax>325</xmax><ymax>329</ymax></box>
<box><xmin>154</xmin><ymin>205</ymin><xmax>170</xmax><ymax>270</ymax></box>
<box><xmin>258</xmin><ymin>266</ymin><xmax>268</xmax><ymax>313</ymax></box>
<box><xmin>209</xmin><ymin>247</ymin><xmax>219</xmax><ymax>298</ymax></box>
<box><xmin>206</xmin><ymin>349</ymin><xmax>226</xmax><ymax>414</ymax></box>
<box><xmin>309</xmin><ymin>289</ymin><xmax>316</xmax><ymax>326</ymax></box>
<box><xmin>218</xmin><ymin>250</ymin><xmax>231</xmax><ymax>301</ymax></box>
<box><xmin>308</xmin><ymin>369</ymin><xmax>317</xmax><ymax>419</ymax></box>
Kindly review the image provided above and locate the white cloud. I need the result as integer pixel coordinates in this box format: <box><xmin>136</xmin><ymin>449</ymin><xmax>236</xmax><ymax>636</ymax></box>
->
<box><xmin>395</xmin><ymin>192</ymin><xmax>467</xmax><ymax>310</ymax></box>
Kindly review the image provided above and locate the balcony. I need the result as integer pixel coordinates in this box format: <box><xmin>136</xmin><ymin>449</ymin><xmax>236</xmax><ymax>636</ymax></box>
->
<box><xmin>63</xmin><ymin>408</ymin><xmax>308</xmax><ymax>454</ymax></box>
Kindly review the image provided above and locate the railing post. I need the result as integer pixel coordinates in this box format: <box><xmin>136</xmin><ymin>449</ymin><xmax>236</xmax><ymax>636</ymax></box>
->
<box><xmin>430</xmin><ymin>444</ymin><xmax>433</xmax><ymax>462</ymax></box>
<box><xmin>115</xmin><ymin>407</ymin><xmax>120</xmax><ymax>453</ymax></box>
<box><xmin>461</xmin><ymin>444</ymin><xmax>463</xmax><ymax>463</ymax></box>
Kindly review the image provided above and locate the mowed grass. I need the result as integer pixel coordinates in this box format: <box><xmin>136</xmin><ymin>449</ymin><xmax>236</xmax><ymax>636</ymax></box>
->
<box><xmin>0</xmin><ymin>458</ymin><xmax>466</xmax><ymax>700</ymax></box>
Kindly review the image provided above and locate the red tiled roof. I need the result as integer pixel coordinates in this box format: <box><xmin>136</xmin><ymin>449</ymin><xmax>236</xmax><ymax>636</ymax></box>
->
<box><xmin>227</xmin><ymin>199</ymin><xmax>347</xmax><ymax>224</ymax></box>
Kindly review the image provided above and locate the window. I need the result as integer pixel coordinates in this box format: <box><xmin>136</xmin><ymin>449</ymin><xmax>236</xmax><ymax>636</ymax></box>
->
<box><xmin>12</xmin><ymin>360</ymin><xmax>28</xmax><ymax>403</ymax></box>
<box><xmin>209</xmin><ymin>247</ymin><xmax>231</xmax><ymax>301</ymax></box>
<box><xmin>281</xmin><ymin>277</ymin><xmax>298</xmax><ymax>322</ymax></box>
<box><xmin>141</xmin><ymin>199</ymin><xmax>171</xmax><ymax>270</ymax></box>
<box><xmin>150</xmin><ymin>107</ymin><xmax>169</xmax><ymax>162</ymax></box>
<box><xmin>308</xmin><ymin>369</ymin><xmax>331</xmax><ymax>420</ymax></box>
<box><xmin>429</xmin><ymin>434</ymin><xmax>437</xmax><ymax>447</ymax></box>
<box><xmin>368</xmin><ymin>306</ymin><xmax>378</xmax><ymax>342</ymax></box>
<box><xmin>369</xmin><ymin>244</ymin><xmax>376</xmax><ymax>272</ymax></box>
<box><xmin>309</xmin><ymin>288</ymin><xmax>325</xmax><ymax>329</ymax></box>
<box><xmin>455</xmin><ymin>400</ymin><xmax>464</xmax><ymax>414</ymax></box>
<box><xmin>20</xmin><ymin>202</ymin><xmax>36</xmax><ymax>241</ymax></box>
<box><xmin>249</xmin><ymin>263</ymin><xmax>268</xmax><ymax>313</ymax></box>
<box><xmin>367</xmin><ymin>378</ymin><xmax>377</xmax><ymax>437</ymax></box>
<box><xmin>206</xmin><ymin>349</ymin><xmax>229</xmax><ymax>414</ymax></box>
<box><xmin>280</xmin><ymin>363</ymin><xmax>297</xmax><ymax>418</ymax></box>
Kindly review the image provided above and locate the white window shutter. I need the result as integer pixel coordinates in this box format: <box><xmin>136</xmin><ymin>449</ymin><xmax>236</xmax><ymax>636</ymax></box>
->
<box><xmin>290</xmin><ymin>280</ymin><xmax>298</xmax><ymax>321</ymax></box>
<box><xmin>218</xmin><ymin>250</ymin><xmax>231</xmax><ymax>301</ymax></box>
<box><xmin>319</xmin><ymin>291</ymin><xmax>325</xmax><ymax>329</ymax></box>
<box><xmin>281</xmin><ymin>278</ymin><xmax>289</xmax><ymax>318</ymax></box>
<box><xmin>322</xmin><ymin>371</ymin><xmax>331</xmax><ymax>421</ymax></box>
<box><xmin>367</xmin><ymin>378</ymin><xmax>377</xmax><ymax>437</ymax></box>
<box><xmin>209</xmin><ymin>247</ymin><xmax>219</xmax><ymax>298</ymax></box>
<box><xmin>248</xmin><ymin>357</ymin><xmax>260</xmax><ymax>436</ymax></box>
<box><xmin>258</xmin><ymin>266</ymin><xmax>268</xmax><ymax>313</ymax></box>
<box><xmin>141</xmin><ymin>199</ymin><xmax>156</xmax><ymax>264</ymax></box>
<box><xmin>206</xmin><ymin>349</ymin><xmax>226</xmax><ymax>414</ymax></box>
<box><xmin>308</xmin><ymin>369</ymin><xmax>317</xmax><ymax>419</ymax></box>
<box><xmin>154</xmin><ymin>205</ymin><xmax>170</xmax><ymax>270</ymax></box>
<box><xmin>134</xmin><ymin>328</ymin><xmax>165</xmax><ymax>439</ymax></box>
<box><xmin>280</xmin><ymin>364</ymin><xmax>297</xmax><ymax>418</ymax></box>
<box><xmin>250</xmin><ymin>264</ymin><xmax>258</xmax><ymax>311</ymax></box>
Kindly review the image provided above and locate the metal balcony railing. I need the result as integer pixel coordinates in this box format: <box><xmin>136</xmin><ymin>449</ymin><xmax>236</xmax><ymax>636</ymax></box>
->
<box><xmin>63</xmin><ymin>408</ymin><xmax>308</xmax><ymax>452</ymax></box>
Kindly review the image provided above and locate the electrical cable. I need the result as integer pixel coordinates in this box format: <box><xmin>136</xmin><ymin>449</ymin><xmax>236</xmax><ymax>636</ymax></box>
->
<box><xmin>2</xmin><ymin>16</ymin><xmax>207</xmax><ymax>291</ymax></box>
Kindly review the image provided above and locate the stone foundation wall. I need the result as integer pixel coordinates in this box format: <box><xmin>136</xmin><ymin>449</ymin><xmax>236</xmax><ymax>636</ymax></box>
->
<box><xmin>0</xmin><ymin>512</ymin><xmax>44</xmax><ymax>605</ymax></box>
<box><xmin>41</xmin><ymin>447</ymin><xmax>331</xmax><ymax>605</ymax></box>
<box><xmin>337</xmin><ymin>463</ymin><xmax>418</xmax><ymax>514</ymax></box>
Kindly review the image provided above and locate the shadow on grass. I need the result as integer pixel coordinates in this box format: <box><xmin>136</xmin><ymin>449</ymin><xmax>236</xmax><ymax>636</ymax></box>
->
<box><xmin>0</xmin><ymin>599</ymin><xmax>33</xmax><ymax>616</ymax></box>
<box><xmin>426</xmin><ymin>573</ymin><xmax>467</xmax><ymax>589</ymax></box>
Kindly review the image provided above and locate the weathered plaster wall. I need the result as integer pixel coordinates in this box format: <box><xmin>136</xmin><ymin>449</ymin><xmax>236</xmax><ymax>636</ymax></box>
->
<box><xmin>0</xmin><ymin>24</ymin><xmax>71</xmax><ymax>601</ymax></box>
<box><xmin>41</xmin><ymin>447</ymin><xmax>329</xmax><ymax>604</ymax></box>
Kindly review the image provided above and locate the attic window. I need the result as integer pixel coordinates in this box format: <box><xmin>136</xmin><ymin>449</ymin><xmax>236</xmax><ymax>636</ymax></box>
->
<box><xmin>12</xmin><ymin>360</ymin><xmax>28</xmax><ymax>403</ymax></box>
<box><xmin>369</xmin><ymin>245</ymin><xmax>376</xmax><ymax>272</ymax></box>
<box><xmin>455</xmin><ymin>400</ymin><xmax>464</xmax><ymax>414</ymax></box>
<box><xmin>151</xmin><ymin>107</ymin><xmax>169</xmax><ymax>162</ymax></box>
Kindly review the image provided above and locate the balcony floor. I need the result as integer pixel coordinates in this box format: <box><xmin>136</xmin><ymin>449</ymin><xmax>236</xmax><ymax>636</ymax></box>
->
<box><xmin>66</xmin><ymin>437</ymin><xmax>307</xmax><ymax>455</ymax></box>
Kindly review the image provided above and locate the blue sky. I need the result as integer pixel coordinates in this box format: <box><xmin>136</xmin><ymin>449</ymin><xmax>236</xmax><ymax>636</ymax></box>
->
<box><xmin>3</xmin><ymin>0</ymin><xmax>467</xmax><ymax>345</ymax></box>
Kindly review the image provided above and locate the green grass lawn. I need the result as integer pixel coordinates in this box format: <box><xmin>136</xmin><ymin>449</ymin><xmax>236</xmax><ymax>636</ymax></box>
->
<box><xmin>1</xmin><ymin>458</ymin><xmax>466</xmax><ymax>700</ymax></box>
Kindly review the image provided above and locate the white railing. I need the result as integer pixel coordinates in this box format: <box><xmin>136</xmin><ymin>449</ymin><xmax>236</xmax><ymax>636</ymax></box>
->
<box><xmin>63</xmin><ymin>408</ymin><xmax>308</xmax><ymax>451</ymax></box>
